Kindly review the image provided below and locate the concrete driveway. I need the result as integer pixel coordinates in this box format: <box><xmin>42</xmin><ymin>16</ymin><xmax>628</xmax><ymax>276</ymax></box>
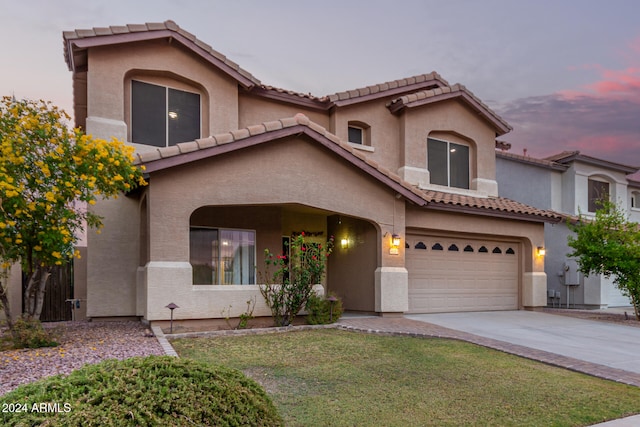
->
<box><xmin>406</xmin><ymin>310</ymin><xmax>640</xmax><ymax>374</ymax></box>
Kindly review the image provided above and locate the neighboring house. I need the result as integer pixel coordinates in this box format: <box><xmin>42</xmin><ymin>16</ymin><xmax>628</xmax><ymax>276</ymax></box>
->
<box><xmin>47</xmin><ymin>20</ymin><xmax>564</xmax><ymax>324</ymax></box>
<box><xmin>496</xmin><ymin>150</ymin><xmax>639</xmax><ymax>308</ymax></box>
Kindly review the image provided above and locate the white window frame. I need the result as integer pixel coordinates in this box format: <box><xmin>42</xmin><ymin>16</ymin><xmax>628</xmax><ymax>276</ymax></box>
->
<box><xmin>427</xmin><ymin>137</ymin><xmax>470</xmax><ymax>189</ymax></box>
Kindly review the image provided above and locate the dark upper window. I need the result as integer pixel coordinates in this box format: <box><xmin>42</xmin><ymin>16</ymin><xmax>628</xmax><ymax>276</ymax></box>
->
<box><xmin>588</xmin><ymin>179</ymin><xmax>609</xmax><ymax>212</ymax></box>
<box><xmin>427</xmin><ymin>138</ymin><xmax>469</xmax><ymax>189</ymax></box>
<box><xmin>348</xmin><ymin>126</ymin><xmax>364</xmax><ymax>145</ymax></box>
<box><xmin>132</xmin><ymin>80</ymin><xmax>201</xmax><ymax>147</ymax></box>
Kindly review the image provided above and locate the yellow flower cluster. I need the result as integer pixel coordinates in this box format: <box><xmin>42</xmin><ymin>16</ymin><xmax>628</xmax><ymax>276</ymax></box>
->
<box><xmin>0</xmin><ymin>96</ymin><xmax>147</xmax><ymax>270</ymax></box>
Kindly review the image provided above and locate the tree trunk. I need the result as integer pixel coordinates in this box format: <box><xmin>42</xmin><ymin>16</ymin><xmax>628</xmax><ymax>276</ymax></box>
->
<box><xmin>23</xmin><ymin>265</ymin><xmax>51</xmax><ymax>321</ymax></box>
<box><xmin>632</xmin><ymin>294</ymin><xmax>640</xmax><ymax>321</ymax></box>
<box><xmin>0</xmin><ymin>281</ymin><xmax>14</xmax><ymax>329</ymax></box>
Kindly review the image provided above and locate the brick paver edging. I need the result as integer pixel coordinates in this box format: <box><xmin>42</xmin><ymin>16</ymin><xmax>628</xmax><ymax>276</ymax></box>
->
<box><xmin>336</xmin><ymin>317</ymin><xmax>640</xmax><ymax>388</ymax></box>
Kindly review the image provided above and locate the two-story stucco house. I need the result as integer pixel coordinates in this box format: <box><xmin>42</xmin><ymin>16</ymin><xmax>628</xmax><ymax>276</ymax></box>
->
<box><xmin>497</xmin><ymin>150</ymin><xmax>639</xmax><ymax>309</ymax></box>
<box><xmin>55</xmin><ymin>20</ymin><xmax>563</xmax><ymax>324</ymax></box>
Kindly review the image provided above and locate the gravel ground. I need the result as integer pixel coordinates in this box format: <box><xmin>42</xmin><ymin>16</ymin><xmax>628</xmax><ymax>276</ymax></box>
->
<box><xmin>0</xmin><ymin>321</ymin><xmax>164</xmax><ymax>396</ymax></box>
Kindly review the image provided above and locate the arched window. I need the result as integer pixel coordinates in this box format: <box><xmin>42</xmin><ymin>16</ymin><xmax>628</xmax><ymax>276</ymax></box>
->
<box><xmin>588</xmin><ymin>177</ymin><xmax>610</xmax><ymax>212</ymax></box>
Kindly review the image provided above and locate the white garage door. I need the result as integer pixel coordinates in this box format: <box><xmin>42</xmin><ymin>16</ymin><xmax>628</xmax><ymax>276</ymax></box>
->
<box><xmin>406</xmin><ymin>235</ymin><xmax>519</xmax><ymax>313</ymax></box>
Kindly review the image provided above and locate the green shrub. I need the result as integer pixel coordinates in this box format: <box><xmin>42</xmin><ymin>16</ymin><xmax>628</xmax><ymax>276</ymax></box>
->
<box><xmin>9</xmin><ymin>316</ymin><xmax>59</xmax><ymax>349</ymax></box>
<box><xmin>306</xmin><ymin>292</ymin><xmax>343</xmax><ymax>325</ymax></box>
<box><xmin>0</xmin><ymin>356</ymin><xmax>283</xmax><ymax>427</ymax></box>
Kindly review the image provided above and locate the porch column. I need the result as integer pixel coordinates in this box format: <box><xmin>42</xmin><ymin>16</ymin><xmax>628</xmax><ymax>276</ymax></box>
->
<box><xmin>522</xmin><ymin>238</ymin><xmax>547</xmax><ymax>309</ymax></box>
<box><xmin>375</xmin><ymin>201</ymin><xmax>408</xmax><ymax>315</ymax></box>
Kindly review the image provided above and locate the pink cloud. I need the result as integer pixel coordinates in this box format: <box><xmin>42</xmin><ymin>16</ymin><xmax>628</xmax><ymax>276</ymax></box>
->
<box><xmin>587</xmin><ymin>67</ymin><xmax>640</xmax><ymax>96</ymax></box>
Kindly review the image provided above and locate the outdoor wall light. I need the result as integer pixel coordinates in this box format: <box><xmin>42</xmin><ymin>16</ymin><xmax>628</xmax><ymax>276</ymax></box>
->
<box><xmin>392</xmin><ymin>234</ymin><xmax>401</xmax><ymax>248</ymax></box>
<box><xmin>340</xmin><ymin>238</ymin><xmax>349</xmax><ymax>249</ymax></box>
<box><xmin>537</xmin><ymin>246</ymin><xmax>546</xmax><ymax>257</ymax></box>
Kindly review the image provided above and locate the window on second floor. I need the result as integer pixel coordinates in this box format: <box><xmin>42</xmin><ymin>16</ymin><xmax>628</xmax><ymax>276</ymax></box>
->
<box><xmin>427</xmin><ymin>137</ymin><xmax>469</xmax><ymax>189</ymax></box>
<box><xmin>632</xmin><ymin>191</ymin><xmax>640</xmax><ymax>210</ymax></box>
<box><xmin>131</xmin><ymin>80</ymin><xmax>201</xmax><ymax>147</ymax></box>
<box><xmin>588</xmin><ymin>178</ymin><xmax>609</xmax><ymax>212</ymax></box>
<box><xmin>348</xmin><ymin>126</ymin><xmax>364</xmax><ymax>144</ymax></box>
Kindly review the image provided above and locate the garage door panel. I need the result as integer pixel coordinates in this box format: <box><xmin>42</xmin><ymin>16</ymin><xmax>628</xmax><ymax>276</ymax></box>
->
<box><xmin>407</xmin><ymin>235</ymin><xmax>519</xmax><ymax>313</ymax></box>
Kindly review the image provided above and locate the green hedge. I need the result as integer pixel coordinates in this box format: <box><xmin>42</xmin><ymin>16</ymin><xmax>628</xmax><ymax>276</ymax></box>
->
<box><xmin>0</xmin><ymin>356</ymin><xmax>282</xmax><ymax>426</ymax></box>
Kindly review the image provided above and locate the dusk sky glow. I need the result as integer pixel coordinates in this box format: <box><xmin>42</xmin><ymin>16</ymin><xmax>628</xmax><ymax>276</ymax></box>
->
<box><xmin>2</xmin><ymin>0</ymin><xmax>639</xmax><ymax>171</ymax></box>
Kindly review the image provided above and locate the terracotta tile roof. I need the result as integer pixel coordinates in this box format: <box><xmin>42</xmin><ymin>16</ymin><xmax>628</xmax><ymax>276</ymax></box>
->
<box><xmin>136</xmin><ymin>114</ymin><xmax>560</xmax><ymax>223</ymax></box>
<box><xmin>326</xmin><ymin>72</ymin><xmax>449</xmax><ymax>106</ymax></box>
<box><xmin>496</xmin><ymin>151</ymin><xmax>569</xmax><ymax>171</ymax></box>
<box><xmin>418</xmin><ymin>189</ymin><xmax>565</xmax><ymax>222</ymax></box>
<box><xmin>387</xmin><ymin>84</ymin><xmax>512</xmax><ymax>135</ymax></box>
<box><xmin>63</xmin><ymin>20</ymin><xmax>261</xmax><ymax>88</ymax></box>
<box><xmin>64</xmin><ymin>20</ymin><xmax>510</xmax><ymax>121</ymax></box>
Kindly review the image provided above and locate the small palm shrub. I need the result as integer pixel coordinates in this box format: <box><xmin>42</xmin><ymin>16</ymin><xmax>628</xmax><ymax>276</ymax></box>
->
<box><xmin>0</xmin><ymin>356</ymin><xmax>283</xmax><ymax>426</ymax></box>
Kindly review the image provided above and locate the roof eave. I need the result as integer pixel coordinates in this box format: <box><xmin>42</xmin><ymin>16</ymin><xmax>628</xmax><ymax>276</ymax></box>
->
<box><xmin>423</xmin><ymin>202</ymin><xmax>563</xmax><ymax>224</ymax></box>
<box><xmin>330</xmin><ymin>79</ymin><xmax>447</xmax><ymax>107</ymax></box>
<box><xmin>65</xmin><ymin>30</ymin><xmax>258</xmax><ymax>89</ymax></box>
<box><xmin>138</xmin><ymin>124</ymin><xmax>428</xmax><ymax>207</ymax></box>
<box><xmin>389</xmin><ymin>91</ymin><xmax>512</xmax><ymax>136</ymax></box>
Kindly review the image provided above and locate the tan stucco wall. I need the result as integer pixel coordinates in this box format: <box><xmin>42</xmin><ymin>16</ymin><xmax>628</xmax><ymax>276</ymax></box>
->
<box><xmin>86</xmin><ymin>196</ymin><xmax>141</xmax><ymax>318</ymax></box>
<box><xmin>400</xmin><ymin>100</ymin><xmax>498</xmax><ymax>195</ymax></box>
<box><xmin>86</xmin><ymin>39</ymin><xmax>239</xmax><ymax>139</ymax></box>
<box><xmin>330</xmin><ymin>101</ymin><xmax>401</xmax><ymax>172</ymax></box>
<box><xmin>140</xmin><ymin>137</ymin><xmax>408</xmax><ymax>319</ymax></box>
<box><xmin>238</xmin><ymin>94</ymin><xmax>329</xmax><ymax>129</ymax></box>
<box><xmin>147</xmin><ymin>138</ymin><xmax>400</xmax><ymax>262</ymax></box>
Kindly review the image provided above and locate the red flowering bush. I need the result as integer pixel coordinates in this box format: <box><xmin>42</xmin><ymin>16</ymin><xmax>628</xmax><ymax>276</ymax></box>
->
<box><xmin>260</xmin><ymin>233</ymin><xmax>334</xmax><ymax>326</ymax></box>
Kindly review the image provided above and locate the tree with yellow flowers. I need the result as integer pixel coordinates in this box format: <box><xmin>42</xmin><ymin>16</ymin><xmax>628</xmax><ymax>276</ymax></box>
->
<box><xmin>0</xmin><ymin>96</ymin><xmax>146</xmax><ymax>328</ymax></box>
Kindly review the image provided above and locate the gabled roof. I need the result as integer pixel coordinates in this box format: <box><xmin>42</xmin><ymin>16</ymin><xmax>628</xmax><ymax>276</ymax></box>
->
<box><xmin>63</xmin><ymin>20</ymin><xmax>512</xmax><ymax>126</ymax></box>
<box><xmin>136</xmin><ymin>114</ymin><xmax>561</xmax><ymax>223</ymax></box>
<box><xmin>544</xmin><ymin>151</ymin><xmax>639</xmax><ymax>175</ymax></box>
<box><xmin>326</xmin><ymin>72</ymin><xmax>450</xmax><ymax>107</ymax></box>
<box><xmin>64</xmin><ymin>20</ymin><xmax>261</xmax><ymax>89</ymax></box>
<box><xmin>387</xmin><ymin>84</ymin><xmax>512</xmax><ymax>136</ymax></box>
<box><xmin>496</xmin><ymin>150</ymin><xmax>569</xmax><ymax>171</ymax></box>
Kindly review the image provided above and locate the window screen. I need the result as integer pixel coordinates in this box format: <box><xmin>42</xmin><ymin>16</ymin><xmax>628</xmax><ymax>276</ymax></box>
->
<box><xmin>427</xmin><ymin>138</ymin><xmax>448</xmax><ymax>186</ymax></box>
<box><xmin>132</xmin><ymin>80</ymin><xmax>200</xmax><ymax>147</ymax></box>
<box><xmin>132</xmin><ymin>81</ymin><xmax>166</xmax><ymax>147</ymax></box>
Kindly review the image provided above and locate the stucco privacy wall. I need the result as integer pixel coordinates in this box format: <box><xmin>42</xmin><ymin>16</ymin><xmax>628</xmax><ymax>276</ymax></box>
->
<box><xmin>399</xmin><ymin>100</ymin><xmax>499</xmax><ymax>196</ymax></box>
<box><xmin>142</xmin><ymin>136</ymin><xmax>408</xmax><ymax>320</ymax></box>
<box><xmin>406</xmin><ymin>207</ymin><xmax>547</xmax><ymax>308</ymax></box>
<box><xmin>85</xmin><ymin>40</ymin><xmax>239</xmax><ymax>145</ymax></box>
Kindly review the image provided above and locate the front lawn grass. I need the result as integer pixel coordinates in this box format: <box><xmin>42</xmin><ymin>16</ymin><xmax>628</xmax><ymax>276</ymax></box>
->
<box><xmin>172</xmin><ymin>329</ymin><xmax>640</xmax><ymax>427</ymax></box>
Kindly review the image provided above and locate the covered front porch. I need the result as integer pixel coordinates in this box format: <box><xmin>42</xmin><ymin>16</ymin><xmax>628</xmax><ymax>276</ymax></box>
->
<box><xmin>139</xmin><ymin>202</ymin><xmax>407</xmax><ymax>321</ymax></box>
